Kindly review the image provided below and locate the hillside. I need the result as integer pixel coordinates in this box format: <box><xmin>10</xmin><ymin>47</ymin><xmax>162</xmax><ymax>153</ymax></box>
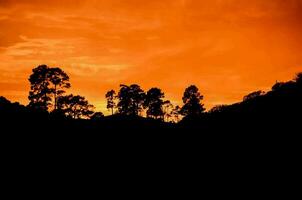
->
<box><xmin>1</xmin><ymin>73</ymin><xmax>302</xmax><ymax>134</ymax></box>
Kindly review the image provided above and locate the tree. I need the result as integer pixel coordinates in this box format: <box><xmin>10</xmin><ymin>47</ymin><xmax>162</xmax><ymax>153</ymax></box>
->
<box><xmin>163</xmin><ymin>100</ymin><xmax>173</xmax><ymax>122</ymax></box>
<box><xmin>209</xmin><ymin>105</ymin><xmax>228</xmax><ymax>113</ymax></box>
<box><xmin>145</xmin><ymin>88</ymin><xmax>165</xmax><ymax>119</ymax></box>
<box><xmin>0</xmin><ymin>96</ymin><xmax>28</xmax><ymax>120</ymax></box>
<box><xmin>117</xmin><ymin>84</ymin><xmax>145</xmax><ymax>116</ymax></box>
<box><xmin>57</xmin><ymin>94</ymin><xmax>94</xmax><ymax>119</ymax></box>
<box><xmin>162</xmin><ymin>101</ymin><xmax>181</xmax><ymax>123</ymax></box>
<box><xmin>272</xmin><ymin>82</ymin><xmax>285</xmax><ymax>91</ymax></box>
<box><xmin>28</xmin><ymin>65</ymin><xmax>53</xmax><ymax>111</ymax></box>
<box><xmin>171</xmin><ymin>105</ymin><xmax>181</xmax><ymax>123</ymax></box>
<box><xmin>243</xmin><ymin>91</ymin><xmax>265</xmax><ymax>102</ymax></box>
<box><xmin>48</xmin><ymin>67</ymin><xmax>71</xmax><ymax>110</ymax></box>
<box><xmin>28</xmin><ymin>65</ymin><xmax>70</xmax><ymax>112</ymax></box>
<box><xmin>105</xmin><ymin>90</ymin><xmax>117</xmax><ymax>115</ymax></box>
<box><xmin>180</xmin><ymin>85</ymin><xmax>205</xmax><ymax>117</ymax></box>
<box><xmin>295</xmin><ymin>72</ymin><xmax>302</xmax><ymax>84</ymax></box>
<box><xmin>91</xmin><ymin>112</ymin><xmax>104</xmax><ymax>120</ymax></box>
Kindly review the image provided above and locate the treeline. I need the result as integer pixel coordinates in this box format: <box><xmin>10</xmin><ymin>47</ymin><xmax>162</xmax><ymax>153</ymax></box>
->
<box><xmin>24</xmin><ymin>65</ymin><xmax>207</xmax><ymax>122</ymax></box>
<box><xmin>1</xmin><ymin>64</ymin><xmax>302</xmax><ymax>127</ymax></box>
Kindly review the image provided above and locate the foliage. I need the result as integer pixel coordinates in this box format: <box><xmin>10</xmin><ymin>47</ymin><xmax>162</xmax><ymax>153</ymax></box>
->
<box><xmin>105</xmin><ymin>90</ymin><xmax>117</xmax><ymax>115</ymax></box>
<box><xmin>243</xmin><ymin>90</ymin><xmax>265</xmax><ymax>102</ymax></box>
<box><xmin>57</xmin><ymin>94</ymin><xmax>94</xmax><ymax>119</ymax></box>
<box><xmin>91</xmin><ymin>112</ymin><xmax>104</xmax><ymax>120</ymax></box>
<box><xmin>180</xmin><ymin>85</ymin><xmax>205</xmax><ymax>117</ymax></box>
<box><xmin>145</xmin><ymin>88</ymin><xmax>165</xmax><ymax>119</ymax></box>
<box><xmin>28</xmin><ymin>65</ymin><xmax>70</xmax><ymax>111</ymax></box>
<box><xmin>28</xmin><ymin>65</ymin><xmax>53</xmax><ymax>111</ymax></box>
<box><xmin>117</xmin><ymin>84</ymin><xmax>145</xmax><ymax>116</ymax></box>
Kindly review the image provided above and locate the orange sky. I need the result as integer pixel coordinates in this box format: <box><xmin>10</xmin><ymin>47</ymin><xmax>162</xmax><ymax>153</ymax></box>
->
<box><xmin>0</xmin><ymin>0</ymin><xmax>302</xmax><ymax>114</ymax></box>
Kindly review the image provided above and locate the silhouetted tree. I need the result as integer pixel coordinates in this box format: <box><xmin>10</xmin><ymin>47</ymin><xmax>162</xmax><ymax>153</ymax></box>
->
<box><xmin>105</xmin><ymin>90</ymin><xmax>117</xmax><ymax>115</ymax></box>
<box><xmin>171</xmin><ymin>105</ymin><xmax>181</xmax><ymax>123</ymax></box>
<box><xmin>0</xmin><ymin>96</ymin><xmax>29</xmax><ymax>120</ymax></box>
<box><xmin>28</xmin><ymin>65</ymin><xmax>70</xmax><ymax>112</ymax></box>
<box><xmin>48</xmin><ymin>67</ymin><xmax>70</xmax><ymax>110</ymax></box>
<box><xmin>117</xmin><ymin>84</ymin><xmax>145</xmax><ymax>116</ymax></box>
<box><xmin>180</xmin><ymin>85</ymin><xmax>205</xmax><ymax>117</ymax></box>
<box><xmin>243</xmin><ymin>90</ymin><xmax>265</xmax><ymax>102</ymax></box>
<box><xmin>272</xmin><ymin>81</ymin><xmax>295</xmax><ymax>92</ymax></box>
<box><xmin>28</xmin><ymin>65</ymin><xmax>53</xmax><ymax>111</ymax></box>
<box><xmin>162</xmin><ymin>101</ymin><xmax>181</xmax><ymax>123</ymax></box>
<box><xmin>295</xmin><ymin>72</ymin><xmax>302</xmax><ymax>85</ymax></box>
<box><xmin>209</xmin><ymin>105</ymin><xmax>228</xmax><ymax>113</ymax></box>
<box><xmin>57</xmin><ymin>94</ymin><xmax>94</xmax><ymax>119</ymax></box>
<box><xmin>0</xmin><ymin>96</ymin><xmax>11</xmax><ymax>108</ymax></box>
<box><xmin>163</xmin><ymin>100</ymin><xmax>173</xmax><ymax>122</ymax></box>
<box><xmin>145</xmin><ymin>88</ymin><xmax>165</xmax><ymax>119</ymax></box>
<box><xmin>91</xmin><ymin>112</ymin><xmax>104</xmax><ymax>120</ymax></box>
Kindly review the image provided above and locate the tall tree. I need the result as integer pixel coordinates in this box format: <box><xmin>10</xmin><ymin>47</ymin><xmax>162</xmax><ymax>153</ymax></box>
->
<box><xmin>105</xmin><ymin>90</ymin><xmax>117</xmax><ymax>115</ymax></box>
<box><xmin>48</xmin><ymin>68</ymin><xmax>71</xmax><ymax>110</ymax></box>
<box><xmin>180</xmin><ymin>85</ymin><xmax>205</xmax><ymax>117</ymax></box>
<box><xmin>145</xmin><ymin>88</ymin><xmax>165</xmax><ymax>119</ymax></box>
<box><xmin>117</xmin><ymin>84</ymin><xmax>145</xmax><ymax>116</ymax></box>
<box><xmin>28</xmin><ymin>65</ymin><xmax>70</xmax><ymax>112</ymax></box>
<box><xmin>28</xmin><ymin>65</ymin><xmax>53</xmax><ymax>111</ymax></box>
<box><xmin>57</xmin><ymin>94</ymin><xmax>94</xmax><ymax>119</ymax></box>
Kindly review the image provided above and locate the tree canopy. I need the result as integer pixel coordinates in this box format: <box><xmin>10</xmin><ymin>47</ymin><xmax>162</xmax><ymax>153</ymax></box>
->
<box><xmin>105</xmin><ymin>90</ymin><xmax>117</xmax><ymax>115</ymax></box>
<box><xmin>145</xmin><ymin>88</ymin><xmax>165</xmax><ymax>119</ymax></box>
<box><xmin>180</xmin><ymin>85</ymin><xmax>205</xmax><ymax>117</ymax></box>
<box><xmin>28</xmin><ymin>65</ymin><xmax>70</xmax><ymax>112</ymax></box>
<box><xmin>57</xmin><ymin>94</ymin><xmax>94</xmax><ymax>119</ymax></box>
<box><xmin>117</xmin><ymin>84</ymin><xmax>145</xmax><ymax>116</ymax></box>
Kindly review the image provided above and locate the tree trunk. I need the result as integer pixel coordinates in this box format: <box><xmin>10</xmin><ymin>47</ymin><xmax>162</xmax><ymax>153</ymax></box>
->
<box><xmin>43</xmin><ymin>82</ymin><xmax>48</xmax><ymax>111</ymax></box>
<box><xmin>54</xmin><ymin>84</ymin><xmax>57</xmax><ymax>111</ymax></box>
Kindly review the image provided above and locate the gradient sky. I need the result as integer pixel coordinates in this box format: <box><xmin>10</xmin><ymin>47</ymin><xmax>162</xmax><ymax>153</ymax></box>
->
<box><xmin>1</xmin><ymin>0</ymin><xmax>302</xmax><ymax>114</ymax></box>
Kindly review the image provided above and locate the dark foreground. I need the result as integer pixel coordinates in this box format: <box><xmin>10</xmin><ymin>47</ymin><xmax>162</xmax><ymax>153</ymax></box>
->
<box><xmin>1</xmin><ymin>75</ymin><xmax>301</xmax><ymax>141</ymax></box>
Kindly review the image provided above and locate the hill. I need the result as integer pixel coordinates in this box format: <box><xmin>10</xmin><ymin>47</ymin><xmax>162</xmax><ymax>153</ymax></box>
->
<box><xmin>1</xmin><ymin>73</ymin><xmax>302</xmax><ymax>134</ymax></box>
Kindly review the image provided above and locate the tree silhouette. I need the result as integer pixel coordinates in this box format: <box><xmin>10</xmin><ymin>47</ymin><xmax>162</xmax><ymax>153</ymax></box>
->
<box><xmin>117</xmin><ymin>84</ymin><xmax>145</xmax><ymax>116</ymax></box>
<box><xmin>163</xmin><ymin>100</ymin><xmax>173</xmax><ymax>122</ymax></box>
<box><xmin>180</xmin><ymin>85</ymin><xmax>205</xmax><ymax>117</ymax></box>
<box><xmin>105</xmin><ymin>90</ymin><xmax>117</xmax><ymax>115</ymax></box>
<box><xmin>295</xmin><ymin>72</ymin><xmax>302</xmax><ymax>85</ymax></box>
<box><xmin>48</xmin><ymin>67</ymin><xmax>71</xmax><ymax>110</ymax></box>
<box><xmin>243</xmin><ymin>90</ymin><xmax>265</xmax><ymax>102</ymax></box>
<box><xmin>0</xmin><ymin>96</ymin><xmax>25</xmax><ymax>114</ymax></box>
<box><xmin>28</xmin><ymin>65</ymin><xmax>53</xmax><ymax>111</ymax></box>
<box><xmin>91</xmin><ymin>112</ymin><xmax>104</xmax><ymax>120</ymax></box>
<box><xmin>272</xmin><ymin>82</ymin><xmax>285</xmax><ymax>91</ymax></box>
<box><xmin>162</xmin><ymin>101</ymin><xmax>181</xmax><ymax>122</ymax></box>
<box><xmin>3</xmin><ymin>68</ymin><xmax>302</xmax><ymax>132</ymax></box>
<box><xmin>57</xmin><ymin>94</ymin><xmax>94</xmax><ymax>119</ymax></box>
<box><xmin>171</xmin><ymin>105</ymin><xmax>181</xmax><ymax>123</ymax></box>
<box><xmin>209</xmin><ymin>105</ymin><xmax>228</xmax><ymax>113</ymax></box>
<box><xmin>145</xmin><ymin>88</ymin><xmax>165</xmax><ymax>119</ymax></box>
<box><xmin>28</xmin><ymin>65</ymin><xmax>70</xmax><ymax>112</ymax></box>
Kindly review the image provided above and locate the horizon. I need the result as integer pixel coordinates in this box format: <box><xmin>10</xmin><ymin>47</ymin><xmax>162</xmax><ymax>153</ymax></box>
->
<box><xmin>1</xmin><ymin>0</ymin><xmax>302</xmax><ymax>115</ymax></box>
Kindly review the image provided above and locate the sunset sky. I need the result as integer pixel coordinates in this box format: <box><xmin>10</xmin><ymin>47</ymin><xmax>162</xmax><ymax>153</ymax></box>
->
<box><xmin>1</xmin><ymin>0</ymin><xmax>302</xmax><ymax>114</ymax></box>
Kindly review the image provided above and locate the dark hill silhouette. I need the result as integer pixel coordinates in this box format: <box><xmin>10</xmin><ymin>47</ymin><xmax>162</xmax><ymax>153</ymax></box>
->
<box><xmin>1</xmin><ymin>74</ymin><xmax>301</xmax><ymax>177</ymax></box>
<box><xmin>1</xmin><ymin>71</ymin><xmax>302</xmax><ymax>135</ymax></box>
<box><xmin>179</xmin><ymin>75</ymin><xmax>302</xmax><ymax>133</ymax></box>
